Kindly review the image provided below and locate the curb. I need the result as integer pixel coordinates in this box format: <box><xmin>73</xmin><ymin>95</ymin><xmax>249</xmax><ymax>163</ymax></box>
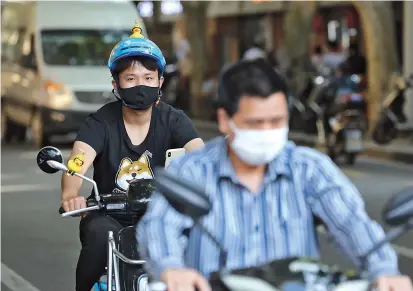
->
<box><xmin>193</xmin><ymin>120</ymin><xmax>413</xmax><ymax>165</ymax></box>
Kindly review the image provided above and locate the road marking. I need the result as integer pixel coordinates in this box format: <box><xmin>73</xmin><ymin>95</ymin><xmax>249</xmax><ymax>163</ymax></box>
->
<box><xmin>317</xmin><ymin>226</ymin><xmax>413</xmax><ymax>259</ymax></box>
<box><xmin>1</xmin><ymin>173</ymin><xmax>23</xmax><ymax>180</ymax></box>
<box><xmin>1</xmin><ymin>184</ymin><xmax>59</xmax><ymax>193</ymax></box>
<box><xmin>342</xmin><ymin>168</ymin><xmax>365</xmax><ymax>178</ymax></box>
<box><xmin>2</xmin><ymin>170</ymin><xmax>43</xmax><ymax>178</ymax></box>
<box><xmin>1</xmin><ymin>262</ymin><xmax>41</xmax><ymax>291</ymax></box>
<box><xmin>359</xmin><ymin>156</ymin><xmax>413</xmax><ymax>173</ymax></box>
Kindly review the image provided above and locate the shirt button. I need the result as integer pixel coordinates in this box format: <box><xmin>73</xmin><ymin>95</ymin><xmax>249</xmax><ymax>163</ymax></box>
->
<box><xmin>255</xmin><ymin>225</ymin><xmax>259</xmax><ymax>231</ymax></box>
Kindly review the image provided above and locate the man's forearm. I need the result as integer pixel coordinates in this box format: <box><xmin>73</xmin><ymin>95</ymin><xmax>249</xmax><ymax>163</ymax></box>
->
<box><xmin>361</xmin><ymin>221</ymin><xmax>400</xmax><ymax>282</ymax></box>
<box><xmin>331</xmin><ymin>215</ymin><xmax>399</xmax><ymax>282</ymax></box>
<box><xmin>61</xmin><ymin>173</ymin><xmax>83</xmax><ymax>200</ymax></box>
<box><xmin>60</xmin><ymin>141</ymin><xmax>96</xmax><ymax>201</ymax></box>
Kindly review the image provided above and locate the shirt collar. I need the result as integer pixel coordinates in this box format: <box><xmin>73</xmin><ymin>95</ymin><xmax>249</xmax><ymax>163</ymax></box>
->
<box><xmin>217</xmin><ymin>137</ymin><xmax>294</xmax><ymax>182</ymax></box>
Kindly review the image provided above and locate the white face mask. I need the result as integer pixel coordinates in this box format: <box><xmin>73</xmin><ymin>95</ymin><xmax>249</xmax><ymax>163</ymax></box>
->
<box><xmin>228</xmin><ymin>120</ymin><xmax>289</xmax><ymax>166</ymax></box>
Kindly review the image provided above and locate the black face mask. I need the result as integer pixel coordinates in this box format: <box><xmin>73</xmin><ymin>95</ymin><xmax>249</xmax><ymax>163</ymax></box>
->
<box><xmin>114</xmin><ymin>85</ymin><xmax>159</xmax><ymax>110</ymax></box>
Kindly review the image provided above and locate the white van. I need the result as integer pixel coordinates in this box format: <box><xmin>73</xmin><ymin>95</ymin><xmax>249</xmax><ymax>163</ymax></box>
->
<box><xmin>1</xmin><ymin>0</ymin><xmax>146</xmax><ymax>147</ymax></box>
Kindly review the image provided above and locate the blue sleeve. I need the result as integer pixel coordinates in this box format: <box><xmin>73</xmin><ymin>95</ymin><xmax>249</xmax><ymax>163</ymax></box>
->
<box><xmin>304</xmin><ymin>151</ymin><xmax>399</xmax><ymax>282</ymax></box>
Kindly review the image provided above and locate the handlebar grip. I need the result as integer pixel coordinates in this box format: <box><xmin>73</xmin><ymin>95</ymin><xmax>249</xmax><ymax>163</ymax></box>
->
<box><xmin>86</xmin><ymin>200</ymin><xmax>97</xmax><ymax>207</ymax></box>
<box><xmin>59</xmin><ymin>207</ymin><xmax>65</xmax><ymax>214</ymax></box>
<box><xmin>58</xmin><ymin>200</ymin><xmax>98</xmax><ymax>217</ymax></box>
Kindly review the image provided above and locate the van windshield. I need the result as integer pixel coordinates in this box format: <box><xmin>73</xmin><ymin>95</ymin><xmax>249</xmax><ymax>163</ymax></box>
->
<box><xmin>41</xmin><ymin>29</ymin><xmax>131</xmax><ymax>66</ymax></box>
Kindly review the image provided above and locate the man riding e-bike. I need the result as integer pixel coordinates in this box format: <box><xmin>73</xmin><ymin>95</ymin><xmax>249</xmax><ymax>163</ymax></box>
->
<box><xmin>60</xmin><ymin>21</ymin><xmax>204</xmax><ymax>291</ymax></box>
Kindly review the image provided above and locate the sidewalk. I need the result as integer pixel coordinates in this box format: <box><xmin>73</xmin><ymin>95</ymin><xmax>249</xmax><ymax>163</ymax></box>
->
<box><xmin>193</xmin><ymin>120</ymin><xmax>413</xmax><ymax>165</ymax></box>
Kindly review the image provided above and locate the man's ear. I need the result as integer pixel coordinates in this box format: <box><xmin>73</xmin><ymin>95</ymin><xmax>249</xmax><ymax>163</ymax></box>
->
<box><xmin>217</xmin><ymin>108</ymin><xmax>230</xmax><ymax>135</ymax></box>
<box><xmin>159</xmin><ymin>76</ymin><xmax>164</xmax><ymax>88</ymax></box>
<box><xmin>112</xmin><ymin>79</ymin><xmax>117</xmax><ymax>91</ymax></box>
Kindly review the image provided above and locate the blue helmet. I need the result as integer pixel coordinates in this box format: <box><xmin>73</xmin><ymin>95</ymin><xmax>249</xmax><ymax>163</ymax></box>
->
<box><xmin>108</xmin><ymin>22</ymin><xmax>166</xmax><ymax>76</ymax></box>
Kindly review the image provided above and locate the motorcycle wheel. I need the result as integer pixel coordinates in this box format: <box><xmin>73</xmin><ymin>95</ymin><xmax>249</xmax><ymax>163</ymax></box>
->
<box><xmin>346</xmin><ymin>153</ymin><xmax>356</xmax><ymax>165</ymax></box>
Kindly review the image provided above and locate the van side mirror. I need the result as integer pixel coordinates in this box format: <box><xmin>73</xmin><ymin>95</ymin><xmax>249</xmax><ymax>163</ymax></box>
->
<box><xmin>22</xmin><ymin>54</ymin><xmax>37</xmax><ymax>70</ymax></box>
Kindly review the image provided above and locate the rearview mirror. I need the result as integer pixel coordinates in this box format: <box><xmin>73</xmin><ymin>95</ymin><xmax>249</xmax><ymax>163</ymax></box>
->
<box><xmin>22</xmin><ymin>54</ymin><xmax>37</xmax><ymax>70</ymax></box>
<box><xmin>153</xmin><ymin>167</ymin><xmax>212</xmax><ymax>220</ymax></box>
<box><xmin>383</xmin><ymin>186</ymin><xmax>413</xmax><ymax>226</ymax></box>
<box><xmin>36</xmin><ymin>146</ymin><xmax>64</xmax><ymax>174</ymax></box>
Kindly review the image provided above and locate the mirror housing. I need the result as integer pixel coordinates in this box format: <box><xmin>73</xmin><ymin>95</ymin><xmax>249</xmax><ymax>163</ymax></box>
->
<box><xmin>36</xmin><ymin>146</ymin><xmax>64</xmax><ymax>174</ymax></box>
<box><xmin>22</xmin><ymin>54</ymin><xmax>37</xmax><ymax>70</ymax></box>
<box><xmin>383</xmin><ymin>186</ymin><xmax>413</xmax><ymax>226</ymax></box>
<box><xmin>154</xmin><ymin>167</ymin><xmax>212</xmax><ymax>220</ymax></box>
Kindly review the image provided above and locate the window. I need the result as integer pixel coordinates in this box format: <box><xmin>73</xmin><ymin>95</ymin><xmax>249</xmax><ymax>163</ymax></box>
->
<box><xmin>40</xmin><ymin>29</ymin><xmax>133</xmax><ymax>66</ymax></box>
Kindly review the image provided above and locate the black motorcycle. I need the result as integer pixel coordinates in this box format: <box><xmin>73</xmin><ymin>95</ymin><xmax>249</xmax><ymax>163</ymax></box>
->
<box><xmin>161</xmin><ymin>56</ymin><xmax>180</xmax><ymax>106</ymax></box>
<box><xmin>36</xmin><ymin>146</ymin><xmax>151</xmax><ymax>291</ymax></box>
<box><xmin>289</xmin><ymin>73</ymin><xmax>324</xmax><ymax>133</ymax></box>
<box><xmin>372</xmin><ymin>74</ymin><xmax>413</xmax><ymax>145</ymax></box>
<box><xmin>307</xmin><ymin>75</ymin><xmax>368</xmax><ymax>165</ymax></box>
<box><xmin>149</xmin><ymin>168</ymin><xmax>413</xmax><ymax>291</ymax></box>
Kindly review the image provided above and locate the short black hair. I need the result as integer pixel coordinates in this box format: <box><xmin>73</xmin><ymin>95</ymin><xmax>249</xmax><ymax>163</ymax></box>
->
<box><xmin>217</xmin><ymin>59</ymin><xmax>288</xmax><ymax>116</ymax></box>
<box><xmin>111</xmin><ymin>55</ymin><xmax>159</xmax><ymax>77</ymax></box>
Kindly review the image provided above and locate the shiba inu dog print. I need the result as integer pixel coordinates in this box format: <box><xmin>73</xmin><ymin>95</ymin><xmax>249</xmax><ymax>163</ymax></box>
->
<box><xmin>115</xmin><ymin>154</ymin><xmax>154</xmax><ymax>192</ymax></box>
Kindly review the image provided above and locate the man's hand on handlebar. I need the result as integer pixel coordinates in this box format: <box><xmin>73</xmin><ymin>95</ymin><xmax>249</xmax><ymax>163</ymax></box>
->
<box><xmin>62</xmin><ymin>196</ymin><xmax>87</xmax><ymax>213</ymax></box>
<box><xmin>160</xmin><ymin>268</ymin><xmax>211</xmax><ymax>291</ymax></box>
<box><xmin>373</xmin><ymin>275</ymin><xmax>413</xmax><ymax>291</ymax></box>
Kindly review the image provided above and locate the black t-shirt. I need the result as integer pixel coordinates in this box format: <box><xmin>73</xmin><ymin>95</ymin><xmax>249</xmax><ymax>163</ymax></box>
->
<box><xmin>75</xmin><ymin>100</ymin><xmax>199</xmax><ymax>207</ymax></box>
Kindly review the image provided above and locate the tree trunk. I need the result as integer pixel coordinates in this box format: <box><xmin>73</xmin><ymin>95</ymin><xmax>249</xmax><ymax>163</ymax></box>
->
<box><xmin>282</xmin><ymin>1</ymin><xmax>318</xmax><ymax>96</ymax></box>
<box><xmin>182</xmin><ymin>1</ymin><xmax>209</xmax><ymax>119</ymax></box>
<box><xmin>352</xmin><ymin>1</ymin><xmax>399</xmax><ymax>132</ymax></box>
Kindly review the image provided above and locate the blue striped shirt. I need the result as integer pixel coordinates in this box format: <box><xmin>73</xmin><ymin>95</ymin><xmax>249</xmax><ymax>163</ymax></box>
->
<box><xmin>136</xmin><ymin>137</ymin><xmax>399</xmax><ymax>282</ymax></box>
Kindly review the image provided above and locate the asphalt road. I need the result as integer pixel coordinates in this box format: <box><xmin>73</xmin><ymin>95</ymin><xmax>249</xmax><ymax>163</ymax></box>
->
<box><xmin>1</xmin><ymin>141</ymin><xmax>413</xmax><ymax>291</ymax></box>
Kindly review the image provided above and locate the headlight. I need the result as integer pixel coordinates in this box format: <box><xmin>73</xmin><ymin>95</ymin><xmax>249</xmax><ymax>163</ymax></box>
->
<box><xmin>44</xmin><ymin>80</ymin><xmax>73</xmax><ymax>109</ymax></box>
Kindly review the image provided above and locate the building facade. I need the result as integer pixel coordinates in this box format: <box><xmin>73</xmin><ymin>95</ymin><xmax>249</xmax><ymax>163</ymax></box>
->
<box><xmin>138</xmin><ymin>0</ymin><xmax>412</xmax><ymax>126</ymax></box>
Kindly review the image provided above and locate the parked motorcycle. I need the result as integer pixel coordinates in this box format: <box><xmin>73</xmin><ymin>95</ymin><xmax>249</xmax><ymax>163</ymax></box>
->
<box><xmin>161</xmin><ymin>56</ymin><xmax>180</xmax><ymax>106</ymax></box>
<box><xmin>372</xmin><ymin>74</ymin><xmax>413</xmax><ymax>145</ymax></box>
<box><xmin>289</xmin><ymin>74</ymin><xmax>322</xmax><ymax>133</ymax></box>
<box><xmin>36</xmin><ymin>146</ymin><xmax>151</xmax><ymax>291</ymax></box>
<box><xmin>149</xmin><ymin>168</ymin><xmax>413</xmax><ymax>291</ymax></box>
<box><xmin>307</xmin><ymin>75</ymin><xmax>367</xmax><ymax>165</ymax></box>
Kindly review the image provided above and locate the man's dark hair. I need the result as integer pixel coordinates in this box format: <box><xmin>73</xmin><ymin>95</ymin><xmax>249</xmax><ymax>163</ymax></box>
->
<box><xmin>111</xmin><ymin>55</ymin><xmax>159</xmax><ymax>77</ymax></box>
<box><xmin>217</xmin><ymin>59</ymin><xmax>288</xmax><ymax>116</ymax></box>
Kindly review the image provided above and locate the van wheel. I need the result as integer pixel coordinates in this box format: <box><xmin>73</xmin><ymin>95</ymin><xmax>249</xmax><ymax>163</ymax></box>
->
<box><xmin>32</xmin><ymin>111</ymin><xmax>50</xmax><ymax>148</ymax></box>
<box><xmin>1</xmin><ymin>109</ymin><xmax>13</xmax><ymax>144</ymax></box>
<box><xmin>1</xmin><ymin>105</ymin><xmax>26</xmax><ymax>144</ymax></box>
